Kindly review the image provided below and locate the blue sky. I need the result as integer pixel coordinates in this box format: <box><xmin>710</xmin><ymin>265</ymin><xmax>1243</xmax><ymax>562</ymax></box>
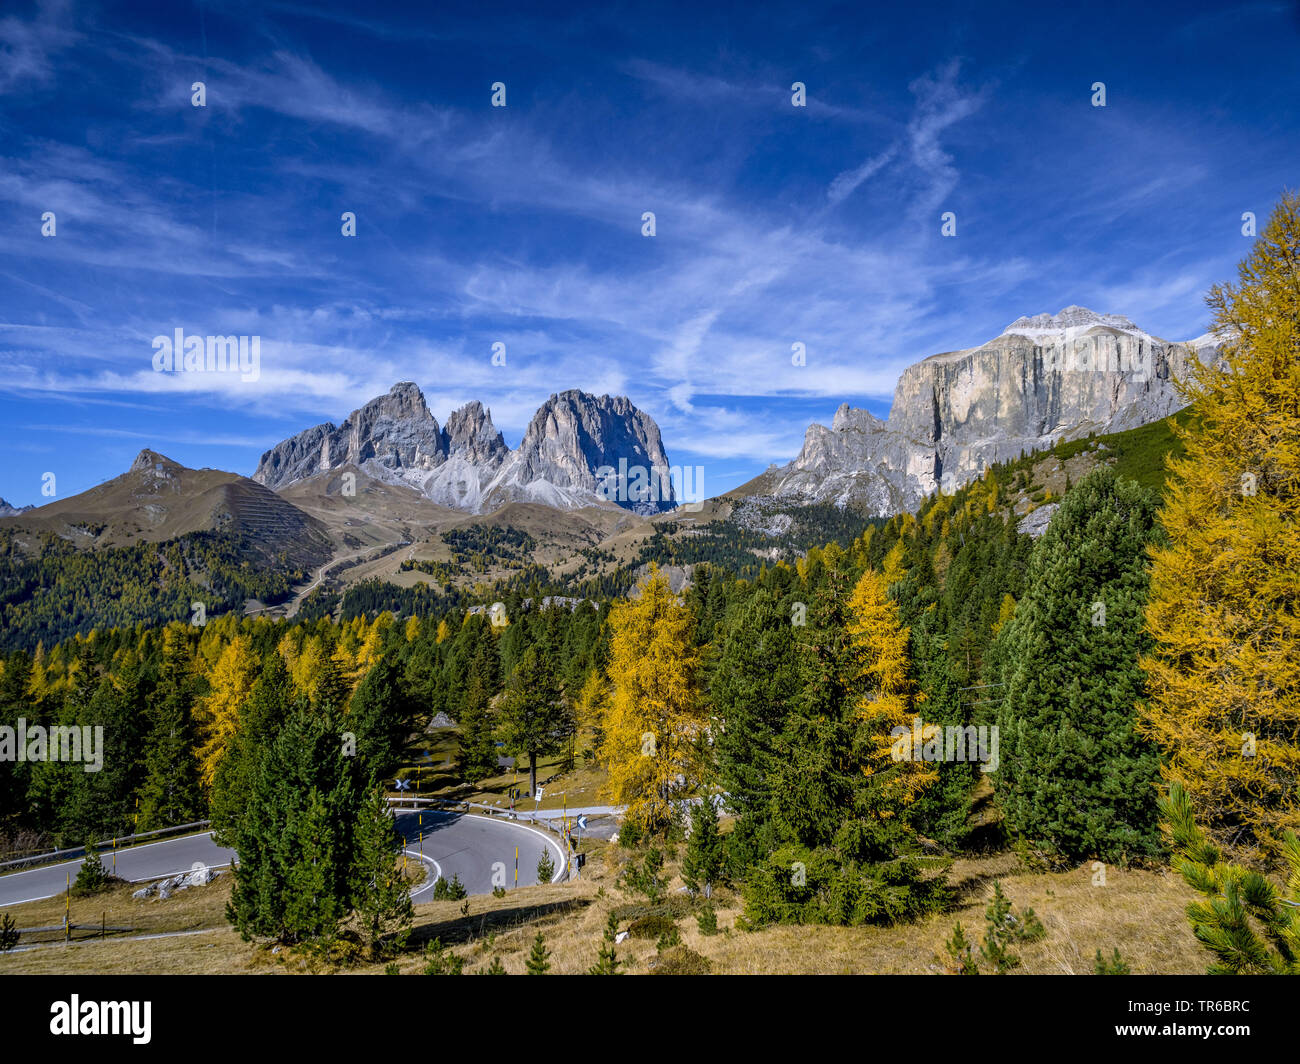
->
<box><xmin>1</xmin><ymin>0</ymin><xmax>1298</xmax><ymax>507</ymax></box>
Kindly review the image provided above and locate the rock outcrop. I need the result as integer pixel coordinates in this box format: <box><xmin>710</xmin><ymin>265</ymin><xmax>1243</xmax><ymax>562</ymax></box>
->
<box><xmin>748</xmin><ymin>307</ymin><xmax>1220</xmax><ymax>517</ymax></box>
<box><xmin>253</xmin><ymin>384</ymin><xmax>676</xmax><ymax>515</ymax></box>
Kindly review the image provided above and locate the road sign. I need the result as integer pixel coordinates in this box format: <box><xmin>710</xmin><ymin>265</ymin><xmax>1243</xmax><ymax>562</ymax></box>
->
<box><xmin>577</xmin><ymin>815</ymin><xmax>588</xmax><ymax>830</ymax></box>
<box><xmin>535</xmin><ymin>788</ymin><xmax>543</xmax><ymax>801</ymax></box>
<box><xmin>395</xmin><ymin>778</ymin><xmax>411</xmax><ymax>791</ymax></box>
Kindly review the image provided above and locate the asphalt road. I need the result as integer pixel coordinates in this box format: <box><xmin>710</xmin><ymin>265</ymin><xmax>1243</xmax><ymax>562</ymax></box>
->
<box><xmin>0</xmin><ymin>832</ymin><xmax>236</xmax><ymax>907</ymax></box>
<box><xmin>0</xmin><ymin>812</ymin><xmax>565</xmax><ymax>908</ymax></box>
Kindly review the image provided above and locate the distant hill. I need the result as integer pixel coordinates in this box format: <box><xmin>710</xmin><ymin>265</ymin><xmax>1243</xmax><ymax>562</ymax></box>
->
<box><xmin>0</xmin><ymin>448</ymin><xmax>332</xmax><ymax>569</ymax></box>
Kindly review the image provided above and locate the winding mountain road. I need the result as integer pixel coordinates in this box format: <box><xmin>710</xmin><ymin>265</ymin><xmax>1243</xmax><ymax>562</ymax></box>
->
<box><xmin>0</xmin><ymin>811</ymin><xmax>565</xmax><ymax>908</ymax></box>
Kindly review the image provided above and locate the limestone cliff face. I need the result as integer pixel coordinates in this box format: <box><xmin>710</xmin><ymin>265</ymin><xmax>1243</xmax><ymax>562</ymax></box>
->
<box><xmin>488</xmin><ymin>391</ymin><xmax>675</xmax><ymax>515</ymax></box>
<box><xmin>253</xmin><ymin>383</ymin><xmax>675</xmax><ymax>515</ymax></box>
<box><xmin>758</xmin><ymin>307</ymin><xmax>1221</xmax><ymax>516</ymax></box>
<box><xmin>253</xmin><ymin>382</ymin><xmax>449</xmax><ymax>489</ymax></box>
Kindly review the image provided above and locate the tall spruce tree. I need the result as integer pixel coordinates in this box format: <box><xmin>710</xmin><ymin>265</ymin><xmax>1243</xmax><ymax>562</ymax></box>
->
<box><xmin>348</xmin><ymin>656</ymin><xmax>415</xmax><ymax>786</ymax></box>
<box><xmin>497</xmin><ymin>645</ymin><xmax>564</xmax><ymax>798</ymax></box>
<box><xmin>746</xmin><ymin>560</ymin><xmax>948</xmax><ymax>926</ymax></box>
<box><xmin>138</xmin><ymin>628</ymin><xmax>203</xmax><ymax>830</ymax></box>
<box><xmin>712</xmin><ymin>589</ymin><xmax>799</xmax><ymax>819</ymax></box>
<box><xmin>350</xmin><ymin>784</ymin><xmax>413</xmax><ymax>958</ymax></box>
<box><xmin>993</xmin><ymin>466</ymin><xmax>1164</xmax><ymax>864</ymax></box>
<box><xmin>457</xmin><ymin>626</ymin><xmax>499</xmax><ymax>785</ymax></box>
<box><xmin>226</xmin><ymin>704</ymin><xmax>362</xmax><ymax>943</ymax></box>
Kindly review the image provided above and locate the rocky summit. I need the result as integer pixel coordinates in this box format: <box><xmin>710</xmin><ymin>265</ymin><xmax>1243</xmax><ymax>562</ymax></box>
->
<box><xmin>253</xmin><ymin>383</ymin><xmax>677</xmax><ymax>516</ymax></box>
<box><xmin>738</xmin><ymin>306</ymin><xmax>1223</xmax><ymax>519</ymax></box>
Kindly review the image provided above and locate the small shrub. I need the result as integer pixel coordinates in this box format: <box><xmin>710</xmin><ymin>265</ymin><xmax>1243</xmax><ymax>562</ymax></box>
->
<box><xmin>627</xmin><ymin>913</ymin><xmax>677</xmax><ymax>940</ymax></box>
<box><xmin>422</xmin><ymin>938</ymin><xmax>464</xmax><ymax>975</ymax></box>
<box><xmin>650</xmin><ymin>945</ymin><xmax>710</xmax><ymax>975</ymax></box>
<box><xmin>1095</xmin><ymin>948</ymin><xmax>1131</xmax><ymax>975</ymax></box>
<box><xmin>72</xmin><ymin>838</ymin><xmax>111</xmax><ymax>896</ymax></box>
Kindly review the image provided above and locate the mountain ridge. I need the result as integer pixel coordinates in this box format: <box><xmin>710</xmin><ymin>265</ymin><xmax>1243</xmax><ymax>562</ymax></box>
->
<box><xmin>253</xmin><ymin>383</ymin><xmax>678</xmax><ymax>516</ymax></box>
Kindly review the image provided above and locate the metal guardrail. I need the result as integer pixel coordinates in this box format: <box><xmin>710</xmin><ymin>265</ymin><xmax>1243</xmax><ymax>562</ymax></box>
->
<box><xmin>0</xmin><ymin>821</ymin><xmax>213</xmax><ymax>873</ymax></box>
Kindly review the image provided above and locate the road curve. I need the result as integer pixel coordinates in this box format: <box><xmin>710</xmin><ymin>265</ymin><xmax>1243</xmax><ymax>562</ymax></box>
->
<box><xmin>0</xmin><ymin>813</ymin><xmax>565</xmax><ymax>908</ymax></box>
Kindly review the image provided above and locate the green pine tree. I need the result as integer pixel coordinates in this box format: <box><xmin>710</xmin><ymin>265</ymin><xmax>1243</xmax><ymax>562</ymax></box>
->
<box><xmin>457</xmin><ymin>630</ymin><xmax>500</xmax><ymax>785</ymax></box>
<box><xmin>422</xmin><ymin>937</ymin><xmax>464</xmax><ymax>975</ymax></box>
<box><xmin>993</xmin><ymin>467</ymin><xmax>1165</xmax><ymax>864</ymax></box>
<box><xmin>943</xmin><ymin>921</ymin><xmax>979</xmax><ymax>975</ymax></box>
<box><xmin>498</xmin><ymin>646</ymin><xmax>564</xmax><ymax>798</ymax></box>
<box><xmin>536</xmin><ymin>847</ymin><xmax>555</xmax><ymax>884</ymax></box>
<box><xmin>525</xmin><ymin>931</ymin><xmax>551</xmax><ymax>974</ymax></box>
<box><xmin>1159</xmin><ymin>782</ymin><xmax>1300</xmax><ymax>974</ymax></box>
<box><xmin>682</xmin><ymin>797</ymin><xmax>724</xmax><ymax>897</ymax></box>
<box><xmin>1095</xmin><ymin>948</ymin><xmax>1131</xmax><ymax>974</ymax></box>
<box><xmin>588</xmin><ymin>912</ymin><xmax>623</xmax><ymax>975</ymax></box>
<box><xmin>712</xmin><ymin>589</ymin><xmax>799</xmax><ymax>819</ymax></box>
<box><xmin>73</xmin><ymin>836</ymin><xmax>110</xmax><ymax>895</ymax></box>
<box><xmin>226</xmin><ymin>705</ymin><xmax>362</xmax><ymax>944</ymax></box>
<box><xmin>350</xmin><ymin>785</ymin><xmax>413</xmax><ymax>958</ymax></box>
<box><xmin>977</xmin><ymin>881</ymin><xmax>1045</xmax><ymax>973</ymax></box>
<box><xmin>137</xmin><ymin>632</ymin><xmax>203</xmax><ymax>831</ymax></box>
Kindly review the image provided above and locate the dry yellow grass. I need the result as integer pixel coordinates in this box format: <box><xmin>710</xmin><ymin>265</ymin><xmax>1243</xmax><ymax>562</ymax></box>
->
<box><xmin>0</xmin><ymin>844</ymin><xmax>1209</xmax><ymax>975</ymax></box>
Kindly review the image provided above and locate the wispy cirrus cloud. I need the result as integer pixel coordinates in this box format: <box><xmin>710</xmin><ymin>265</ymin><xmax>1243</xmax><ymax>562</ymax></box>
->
<box><xmin>0</xmin><ymin>0</ymin><xmax>1295</xmax><ymax>504</ymax></box>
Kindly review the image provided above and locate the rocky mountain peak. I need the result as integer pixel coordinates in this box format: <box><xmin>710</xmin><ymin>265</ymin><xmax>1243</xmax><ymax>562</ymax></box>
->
<box><xmin>1002</xmin><ymin>305</ymin><xmax>1142</xmax><ymax>338</ymax></box>
<box><xmin>253</xmin><ymin>383</ymin><xmax>676</xmax><ymax>515</ymax></box>
<box><xmin>444</xmin><ymin>400</ymin><xmax>508</xmax><ymax>465</ymax></box>
<box><xmin>0</xmin><ymin>496</ymin><xmax>35</xmax><ymax>517</ymax></box>
<box><xmin>749</xmin><ymin>306</ymin><xmax>1222</xmax><ymax>519</ymax></box>
<box><xmin>830</xmin><ymin>404</ymin><xmax>887</xmax><ymax>433</ymax></box>
<box><xmin>130</xmin><ymin>448</ymin><xmax>178</xmax><ymax>472</ymax></box>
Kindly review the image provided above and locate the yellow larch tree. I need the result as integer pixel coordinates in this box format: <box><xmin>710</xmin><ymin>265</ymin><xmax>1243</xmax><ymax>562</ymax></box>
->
<box><xmin>1140</xmin><ymin>191</ymin><xmax>1300</xmax><ymax>861</ymax></box>
<box><xmin>599</xmin><ymin>567</ymin><xmax>707</xmax><ymax>836</ymax></box>
<box><xmin>195</xmin><ymin>634</ymin><xmax>258</xmax><ymax>790</ymax></box>
<box><xmin>846</xmin><ymin>568</ymin><xmax>937</xmax><ymax>813</ymax></box>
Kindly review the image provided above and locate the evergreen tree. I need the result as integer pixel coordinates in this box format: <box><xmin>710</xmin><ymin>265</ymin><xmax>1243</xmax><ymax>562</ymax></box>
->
<box><xmin>348</xmin><ymin>656</ymin><xmax>415</xmax><ymax>786</ymax></box>
<box><xmin>712</xmin><ymin>589</ymin><xmax>798</xmax><ymax>819</ymax></box>
<box><xmin>210</xmin><ymin>653</ymin><xmax>294</xmax><ymax>843</ymax></box>
<box><xmin>588</xmin><ymin>913</ymin><xmax>623</xmax><ymax>975</ymax></box>
<box><xmin>745</xmin><ymin>559</ymin><xmax>949</xmax><ymax>927</ymax></box>
<box><xmin>994</xmin><ymin>467</ymin><xmax>1165</xmax><ymax>864</ymax></box>
<box><xmin>73</xmin><ymin>835</ymin><xmax>111</xmax><ymax>895</ymax></box>
<box><xmin>536</xmin><ymin>846</ymin><xmax>555</xmax><ymax>884</ymax></box>
<box><xmin>682</xmin><ymin>796</ymin><xmax>724</xmax><ymax>897</ymax></box>
<box><xmin>1160</xmin><ymin>782</ymin><xmax>1300</xmax><ymax>974</ymax></box>
<box><xmin>456</xmin><ymin>629</ymin><xmax>499</xmax><ymax>784</ymax></box>
<box><xmin>138</xmin><ymin>628</ymin><xmax>203</xmax><ymax>830</ymax></box>
<box><xmin>226</xmin><ymin>705</ymin><xmax>362</xmax><ymax>944</ymax></box>
<box><xmin>498</xmin><ymin>646</ymin><xmax>563</xmax><ymax>798</ymax></box>
<box><xmin>1141</xmin><ymin>192</ymin><xmax>1300</xmax><ymax>860</ymax></box>
<box><xmin>525</xmin><ymin>931</ymin><xmax>552</xmax><ymax>974</ymax></box>
<box><xmin>350</xmin><ymin>785</ymin><xmax>413</xmax><ymax>959</ymax></box>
